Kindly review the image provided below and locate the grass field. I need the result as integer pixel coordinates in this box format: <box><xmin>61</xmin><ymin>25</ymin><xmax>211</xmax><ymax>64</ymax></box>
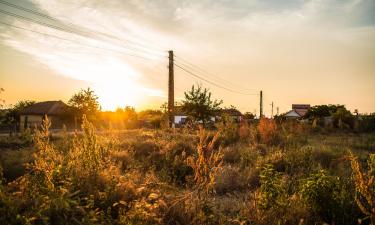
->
<box><xmin>0</xmin><ymin>118</ymin><xmax>374</xmax><ymax>225</ymax></box>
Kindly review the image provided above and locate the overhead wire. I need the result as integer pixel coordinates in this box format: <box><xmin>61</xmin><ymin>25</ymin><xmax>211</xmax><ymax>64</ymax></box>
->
<box><xmin>0</xmin><ymin>0</ymin><xmax>165</xmax><ymax>54</ymax></box>
<box><xmin>175</xmin><ymin>63</ymin><xmax>259</xmax><ymax>96</ymax></box>
<box><xmin>174</xmin><ymin>54</ymin><xmax>258</xmax><ymax>92</ymax></box>
<box><xmin>0</xmin><ymin>1</ymin><xmax>262</xmax><ymax>108</ymax></box>
<box><xmin>0</xmin><ymin>20</ymin><xmax>156</xmax><ymax>60</ymax></box>
<box><xmin>0</xmin><ymin>2</ymin><xmax>165</xmax><ymax>58</ymax></box>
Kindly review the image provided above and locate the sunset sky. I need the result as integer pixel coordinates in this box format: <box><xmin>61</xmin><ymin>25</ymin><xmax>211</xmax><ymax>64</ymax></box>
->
<box><xmin>0</xmin><ymin>0</ymin><xmax>374</xmax><ymax>115</ymax></box>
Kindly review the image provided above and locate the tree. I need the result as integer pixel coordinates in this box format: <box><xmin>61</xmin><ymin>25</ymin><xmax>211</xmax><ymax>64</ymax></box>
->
<box><xmin>182</xmin><ymin>85</ymin><xmax>222</xmax><ymax>126</ymax></box>
<box><xmin>304</xmin><ymin>104</ymin><xmax>354</xmax><ymax>128</ymax></box>
<box><xmin>304</xmin><ymin>104</ymin><xmax>346</xmax><ymax>119</ymax></box>
<box><xmin>3</xmin><ymin>100</ymin><xmax>36</xmax><ymax>126</ymax></box>
<box><xmin>0</xmin><ymin>88</ymin><xmax>5</xmax><ymax>109</ymax></box>
<box><xmin>68</xmin><ymin>88</ymin><xmax>100</xmax><ymax>121</ymax></box>
<box><xmin>243</xmin><ymin>112</ymin><xmax>255</xmax><ymax>120</ymax></box>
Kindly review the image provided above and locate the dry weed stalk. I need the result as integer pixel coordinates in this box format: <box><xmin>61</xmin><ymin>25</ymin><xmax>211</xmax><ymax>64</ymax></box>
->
<box><xmin>188</xmin><ymin>127</ymin><xmax>223</xmax><ymax>194</ymax></box>
<box><xmin>348</xmin><ymin>151</ymin><xmax>375</xmax><ymax>224</ymax></box>
<box><xmin>31</xmin><ymin>116</ymin><xmax>61</xmax><ymax>190</ymax></box>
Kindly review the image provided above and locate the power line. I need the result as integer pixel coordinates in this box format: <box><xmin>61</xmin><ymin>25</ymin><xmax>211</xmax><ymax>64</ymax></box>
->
<box><xmin>0</xmin><ymin>20</ymin><xmax>155</xmax><ymax>60</ymax></box>
<box><xmin>175</xmin><ymin>63</ymin><xmax>259</xmax><ymax>96</ymax></box>
<box><xmin>0</xmin><ymin>0</ymin><xmax>165</xmax><ymax>55</ymax></box>
<box><xmin>174</xmin><ymin>55</ymin><xmax>258</xmax><ymax>92</ymax></box>
<box><xmin>0</xmin><ymin>6</ymin><xmax>164</xmax><ymax>58</ymax></box>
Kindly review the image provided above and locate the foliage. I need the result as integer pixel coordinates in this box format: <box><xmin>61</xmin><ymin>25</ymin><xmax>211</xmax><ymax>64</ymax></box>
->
<box><xmin>243</xmin><ymin>112</ymin><xmax>255</xmax><ymax>120</ymax></box>
<box><xmin>0</xmin><ymin>87</ymin><xmax>5</xmax><ymax>109</ymax></box>
<box><xmin>1</xmin><ymin>117</ymin><xmax>375</xmax><ymax>224</ymax></box>
<box><xmin>305</xmin><ymin>104</ymin><xmax>347</xmax><ymax>119</ymax></box>
<box><xmin>216</xmin><ymin>113</ymin><xmax>239</xmax><ymax>146</ymax></box>
<box><xmin>182</xmin><ymin>85</ymin><xmax>222</xmax><ymax>126</ymax></box>
<box><xmin>349</xmin><ymin>151</ymin><xmax>375</xmax><ymax>224</ymax></box>
<box><xmin>299</xmin><ymin>170</ymin><xmax>342</xmax><ymax>223</ymax></box>
<box><xmin>258</xmin><ymin>164</ymin><xmax>285</xmax><ymax>209</ymax></box>
<box><xmin>187</xmin><ymin>127</ymin><xmax>223</xmax><ymax>194</ymax></box>
<box><xmin>68</xmin><ymin>88</ymin><xmax>100</xmax><ymax>121</ymax></box>
<box><xmin>332</xmin><ymin>107</ymin><xmax>354</xmax><ymax>129</ymax></box>
<box><xmin>258</xmin><ymin>118</ymin><xmax>278</xmax><ymax>145</ymax></box>
<box><xmin>2</xmin><ymin>100</ymin><xmax>35</xmax><ymax>126</ymax></box>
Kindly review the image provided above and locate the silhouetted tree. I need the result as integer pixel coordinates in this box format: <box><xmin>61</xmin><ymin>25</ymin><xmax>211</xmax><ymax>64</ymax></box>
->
<box><xmin>305</xmin><ymin>104</ymin><xmax>346</xmax><ymax>119</ymax></box>
<box><xmin>68</xmin><ymin>88</ymin><xmax>100</xmax><ymax>122</ymax></box>
<box><xmin>182</xmin><ymin>85</ymin><xmax>222</xmax><ymax>126</ymax></box>
<box><xmin>243</xmin><ymin>112</ymin><xmax>255</xmax><ymax>120</ymax></box>
<box><xmin>3</xmin><ymin>100</ymin><xmax>36</xmax><ymax>126</ymax></box>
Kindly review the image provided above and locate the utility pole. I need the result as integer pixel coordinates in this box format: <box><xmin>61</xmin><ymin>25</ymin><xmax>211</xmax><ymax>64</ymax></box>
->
<box><xmin>168</xmin><ymin>50</ymin><xmax>174</xmax><ymax>128</ymax></box>
<box><xmin>276</xmin><ymin>107</ymin><xmax>279</xmax><ymax>116</ymax></box>
<box><xmin>260</xmin><ymin>90</ymin><xmax>263</xmax><ymax>118</ymax></box>
<box><xmin>270</xmin><ymin>101</ymin><xmax>274</xmax><ymax>118</ymax></box>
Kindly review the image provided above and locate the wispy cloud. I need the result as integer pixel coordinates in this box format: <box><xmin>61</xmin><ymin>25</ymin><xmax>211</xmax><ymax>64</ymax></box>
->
<box><xmin>0</xmin><ymin>0</ymin><xmax>374</xmax><ymax>111</ymax></box>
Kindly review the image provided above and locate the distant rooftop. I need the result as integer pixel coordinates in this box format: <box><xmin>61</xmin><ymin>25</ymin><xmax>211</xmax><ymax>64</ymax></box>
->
<box><xmin>292</xmin><ymin>104</ymin><xmax>310</xmax><ymax>110</ymax></box>
<box><xmin>20</xmin><ymin>101</ymin><xmax>68</xmax><ymax>115</ymax></box>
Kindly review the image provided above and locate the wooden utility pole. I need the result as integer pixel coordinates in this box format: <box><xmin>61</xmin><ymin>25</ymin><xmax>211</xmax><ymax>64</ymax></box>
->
<box><xmin>168</xmin><ymin>50</ymin><xmax>174</xmax><ymax>128</ymax></box>
<box><xmin>260</xmin><ymin>90</ymin><xmax>263</xmax><ymax>118</ymax></box>
<box><xmin>270</xmin><ymin>102</ymin><xmax>274</xmax><ymax>118</ymax></box>
<box><xmin>276</xmin><ymin>107</ymin><xmax>279</xmax><ymax>116</ymax></box>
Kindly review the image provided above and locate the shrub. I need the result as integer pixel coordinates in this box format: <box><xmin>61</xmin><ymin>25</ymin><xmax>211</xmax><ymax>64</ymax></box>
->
<box><xmin>349</xmin><ymin>152</ymin><xmax>375</xmax><ymax>224</ymax></box>
<box><xmin>299</xmin><ymin>170</ymin><xmax>343</xmax><ymax>223</ymax></box>
<box><xmin>258</xmin><ymin>164</ymin><xmax>285</xmax><ymax>209</ymax></box>
<box><xmin>216</xmin><ymin>114</ymin><xmax>239</xmax><ymax>146</ymax></box>
<box><xmin>187</xmin><ymin>128</ymin><xmax>223</xmax><ymax>194</ymax></box>
<box><xmin>214</xmin><ymin>165</ymin><xmax>244</xmax><ymax>194</ymax></box>
<box><xmin>258</xmin><ymin>118</ymin><xmax>278</xmax><ymax>145</ymax></box>
<box><xmin>161</xmin><ymin>141</ymin><xmax>194</xmax><ymax>186</ymax></box>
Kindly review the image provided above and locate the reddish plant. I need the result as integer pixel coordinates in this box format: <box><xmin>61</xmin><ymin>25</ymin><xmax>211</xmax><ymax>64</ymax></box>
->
<box><xmin>258</xmin><ymin>118</ymin><xmax>277</xmax><ymax>145</ymax></box>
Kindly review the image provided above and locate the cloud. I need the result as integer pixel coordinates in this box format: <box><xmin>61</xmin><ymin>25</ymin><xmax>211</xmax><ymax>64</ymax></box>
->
<box><xmin>0</xmin><ymin>0</ymin><xmax>374</xmax><ymax>111</ymax></box>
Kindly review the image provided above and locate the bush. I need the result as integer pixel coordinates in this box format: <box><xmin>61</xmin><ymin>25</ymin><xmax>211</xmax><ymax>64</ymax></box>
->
<box><xmin>299</xmin><ymin>170</ymin><xmax>343</xmax><ymax>223</ymax></box>
<box><xmin>258</xmin><ymin>164</ymin><xmax>286</xmax><ymax>209</ymax></box>
<box><xmin>349</xmin><ymin>152</ymin><xmax>375</xmax><ymax>224</ymax></box>
<box><xmin>258</xmin><ymin>118</ymin><xmax>278</xmax><ymax>145</ymax></box>
<box><xmin>160</xmin><ymin>141</ymin><xmax>194</xmax><ymax>186</ymax></box>
<box><xmin>216</xmin><ymin>114</ymin><xmax>239</xmax><ymax>146</ymax></box>
<box><xmin>213</xmin><ymin>165</ymin><xmax>244</xmax><ymax>194</ymax></box>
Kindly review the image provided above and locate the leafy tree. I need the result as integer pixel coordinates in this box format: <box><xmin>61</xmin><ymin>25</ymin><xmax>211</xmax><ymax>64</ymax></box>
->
<box><xmin>332</xmin><ymin>107</ymin><xmax>354</xmax><ymax>129</ymax></box>
<box><xmin>3</xmin><ymin>100</ymin><xmax>35</xmax><ymax>126</ymax></box>
<box><xmin>0</xmin><ymin>88</ymin><xmax>5</xmax><ymax>109</ymax></box>
<box><xmin>68</xmin><ymin>88</ymin><xmax>100</xmax><ymax>121</ymax></box>
<box><xmin>182</xmin><ymin>85</ymin><xmax>222</xmax><ymax>126</ymax></box>
<box><xmin>304</xmin><ymin>104</ymin><xmax>347</xmax><ymax>119</ymax></box>
<box><xmin>243</xmin><ymin>112</ymin><xmax>255</xmax><ymax>120</ymax></box>
<box><xmin>305</xmin><ymin>105</ymin><xmax>354</xmax><ymax>128</ymax></box>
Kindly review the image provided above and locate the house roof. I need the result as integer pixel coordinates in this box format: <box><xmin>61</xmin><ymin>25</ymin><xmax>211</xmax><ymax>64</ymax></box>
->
<box><xmin>284</xmin><ymin>108</ymin><xmax>309</xmax><ymax>118</ymax></box>
<box><xmin>20</xmin><ymin>101</ymin><xmax>68</xmax><ymax>116</ymax></box>
<box><xmin>292</xmin><ymin>104</ymin><xmax>310</xmax><ymax>110</ymax></box>
<box><xmin>294</xmin><ymin>108</ymin><xmax>308</xmax><ymax>117</ymax></box>
<box><xmin>285</xmin><ymin>110</ymin><xmax>301</xmax><ymax>118</ymax></box>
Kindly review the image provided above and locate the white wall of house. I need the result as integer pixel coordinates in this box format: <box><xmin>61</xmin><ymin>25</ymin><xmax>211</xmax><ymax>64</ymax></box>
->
<box><xmin>20</xmin><ymin>115</ymin><xmax>43</xmax><ymax>131</ymax></box>
<box><xmin>174</xmin><ymin>115</ymin><xmax>187</xmax><ymax>124</ymax></box>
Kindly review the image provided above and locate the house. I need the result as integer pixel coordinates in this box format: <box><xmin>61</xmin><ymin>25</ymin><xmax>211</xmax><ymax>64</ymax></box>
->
<box><xmin>19</xmin><ymin>101</ymin><xmax>69</xmax><ymax>131</ymax></box>
<box><xmin>284</xmin><ymin>104</ymin><xmax>310</xmax><ymax>119</ymax></box>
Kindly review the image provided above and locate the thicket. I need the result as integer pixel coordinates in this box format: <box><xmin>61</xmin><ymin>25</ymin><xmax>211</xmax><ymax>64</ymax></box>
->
<box><xmin>0</xmin><ymin>116</ymin><xmax>374</xmax><ymax>224</ymax></box>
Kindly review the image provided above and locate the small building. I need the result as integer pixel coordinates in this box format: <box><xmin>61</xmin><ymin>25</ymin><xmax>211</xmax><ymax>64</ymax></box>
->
<box><xmin>19</xmin><ymin>101</ymin><xmax>69</xmax><ymax>131</ymax></box>
<box><xmin>284</xmin><ymin>104</ymin><xmax>310</xmax><ymax>119</ymax></box>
